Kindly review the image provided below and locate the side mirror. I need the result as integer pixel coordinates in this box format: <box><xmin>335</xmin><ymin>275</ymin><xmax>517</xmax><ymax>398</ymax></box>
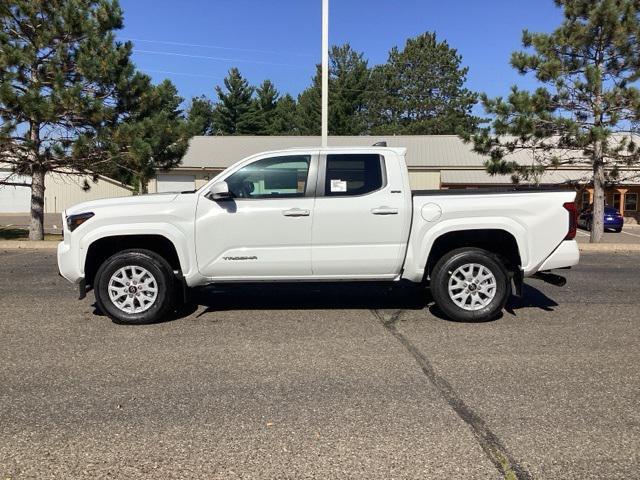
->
<box><xmin>209</xmin><ymin>181</ymin><xmax>231</xmax><ymax>200</ymax></box>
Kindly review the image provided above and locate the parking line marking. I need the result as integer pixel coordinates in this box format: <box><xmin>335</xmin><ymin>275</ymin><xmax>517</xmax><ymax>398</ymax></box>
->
<box><xmin>576</xmin><ymin>230</ymin><xmax>590</xmax><ymax>237</ymax></box>
<box><xmin>621</xmin><ymin>230</ymin><xmax>640</xmax><ymax>238</ymax></box>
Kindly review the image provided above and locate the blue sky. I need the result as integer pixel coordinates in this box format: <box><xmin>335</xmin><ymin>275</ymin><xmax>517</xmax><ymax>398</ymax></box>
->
<box><xmin>118</xmin><ymin>0</ymin><xmax>563</xmax><ymax>105</ymax></box>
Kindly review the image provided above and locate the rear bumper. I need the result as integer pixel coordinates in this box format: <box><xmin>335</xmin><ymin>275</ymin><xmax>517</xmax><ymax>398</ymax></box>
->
<box><xmin>537</xmin><ymin>240</ymin><xmax>580</xmax><ymax>272</ymax></box>
<box><xmin>604</xmin><ymin>220</ymin><xmax>624</xmax><ymax>228</ymax></box>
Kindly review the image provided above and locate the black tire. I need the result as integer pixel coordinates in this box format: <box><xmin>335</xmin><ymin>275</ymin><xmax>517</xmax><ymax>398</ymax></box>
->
<box><xmin>94</xmin><ymin>249</ymin><xmax>177</xmax><ymax>325</ymax></box>
<box><xmin>614</xmin><ymin>227</ymin><xmax>622</xmax><ymax>233</ymax></box>
<box><xmin>429</xmin><ymin>248</ymin><xmax>510</xmax><ymax>322</ymax></box>
<box><xmin>586</xmin><ymin>219</ymin><xmax>592</xmax><ymax>231</ymax></box>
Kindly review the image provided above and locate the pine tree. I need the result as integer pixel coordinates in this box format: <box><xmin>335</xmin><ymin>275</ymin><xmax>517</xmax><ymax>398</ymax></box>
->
<box><xmin>0</xmin><ymin>0</ymin><xmax>136</xmax><ymax>240</ymax></box>
<box><xmin>186</xmin><ymin>96</ymin><xmax>215</xmax><ymax>136</ymax></box>
<box><xmin>271</xmin><ymin>94</ymin><xmax>298</xmax><ymax>134</ymax></box>
<box><xmin>367</xmin><ymin>32</ymin><xmax>480</xmax><ymax>135</ymax></box>
<box><xmin>255</xmin><ymin>79</ymin><xmax>279</xmax><ymax>135</ymax></box>
<box><xmin>469</xmin><ymin>0</ymin><xmax>640</xmax><ymax>243</ymax></box>
<box><xmin>213</xmin><ymin>68</ymin><xmax>259</xmax><ymax>134</ymax></box>
<box><xmin>296</xmin><ymin>44</ymin><xmax>370</xmax><ymax>135</ymax></box>
<box><xmin>103</xmin><ymin>78</ymin><xmax>189</xmax><ymax>193</ymax></box>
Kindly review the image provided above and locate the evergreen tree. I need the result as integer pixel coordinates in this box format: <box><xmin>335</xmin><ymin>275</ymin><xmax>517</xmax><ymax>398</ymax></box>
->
<box><xmin>186</xmin><ymin>96</ymin><xmax>215</xmax><ymax>136</ymax></box>
<box><xmin>296</xmin><ymin>76</ymin><xmax>322</xmax><ymax>135</ymax></box>
<box><xmin>271</xmin><ymin>94</ymin><xmax>298</xmax><ymax>134</ymax></box>
<box><xmin>103</xmin><ymin>78</ymin><xmax>189</xmax><ymax>193</ymax></box>
<box><xmin>255</xmin><ymin>79</ymin><xmax>279</xmax><ymax>135</ymax></box>
<box><xmin>367</xmin><ymin>32</ymin><xmax>480</xmax><ymax>135</ymax></box>
<box><xmin>0</xmin><ymin>0</ymin><xmax>136</xmax><ymax>240</ymax></box>
<box><xmin>213</xmin><ymin>68</ymin><xmax>259</xmax><ymax>134</ymax></box>
<box><xmin>296</xmin><ymin>44</ymin><xmax>370</xmax><ymax>135</ymax></box>
<box><xmin>469</xmin><ymin>0</ymin><xmax>640</xmax><ymax>243</ymax></box>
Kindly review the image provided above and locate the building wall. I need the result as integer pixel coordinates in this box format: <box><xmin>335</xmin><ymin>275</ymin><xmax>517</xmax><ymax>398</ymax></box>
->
<box><xmin>149</xmin><ymin>169</ymin><xmax>222</xmax><ymax>194</ymax></box>
<box><xmin>44</xmin><ymin>173</ymin><xmax>133</xmax><ymax>213</ymax></box>
<box><xmin>408</xmin><ymin>171</ymin><xmax>441</xmax><ymax>190</ymax></box>
<box><xmin>1</xmin><ymin>170</ymin><xmax>134</xmax><ymax>214</ymax></box>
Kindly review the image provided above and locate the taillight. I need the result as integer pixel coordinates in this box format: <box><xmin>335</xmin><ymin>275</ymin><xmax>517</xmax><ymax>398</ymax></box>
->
<box><xmin>563</xmin><ymin>202</ymin><xmax>577</xmax><ymax>240</ymax></box>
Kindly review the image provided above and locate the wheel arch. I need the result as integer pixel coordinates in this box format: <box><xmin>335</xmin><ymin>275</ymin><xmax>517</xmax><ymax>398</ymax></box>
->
<box><xmin>424</xmin><ymin>228</ymin><xmax>523</xmax><ymax>281</ymax></box>
<box><xmin>84</xmin><ymin>233</ymin><xmax>186</xmax><ymax>287</ymax></box>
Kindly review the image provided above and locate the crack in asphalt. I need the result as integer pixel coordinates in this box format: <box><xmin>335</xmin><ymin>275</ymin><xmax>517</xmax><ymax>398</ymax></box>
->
<box><xmin>371</xmin><ymin>309</ymin><xmax>533</xmax><ymax>480</ymax></box>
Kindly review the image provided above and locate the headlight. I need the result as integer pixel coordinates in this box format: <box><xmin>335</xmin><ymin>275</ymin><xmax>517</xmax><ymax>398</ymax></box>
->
<box><xmin>66</xmin><ymin>212</ymin><xmax>94</xmax><ymax>232</ymax></box>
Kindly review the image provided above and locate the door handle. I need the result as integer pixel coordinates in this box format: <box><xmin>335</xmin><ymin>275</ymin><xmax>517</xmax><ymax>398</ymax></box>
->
<box><xmin>282</xmin><ymin>208</ymin><xmax>310</xmax><ymax>217</ymax></box>
<box><xmin>371</xmin><ymin>206</ymin><xmax>398</xmax><ymax>215</ymax></box>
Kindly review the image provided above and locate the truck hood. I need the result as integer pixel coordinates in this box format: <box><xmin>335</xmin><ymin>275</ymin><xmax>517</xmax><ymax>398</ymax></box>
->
<box><xmin>65</xmin><ymin>192</ymin><xmax>180</xmax><ymax>216</ymax></box>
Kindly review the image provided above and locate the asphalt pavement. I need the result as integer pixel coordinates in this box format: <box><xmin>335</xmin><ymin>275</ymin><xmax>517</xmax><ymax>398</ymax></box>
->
<box><xmin>0</xmin><ymin>251</ymin><xmax>638</xmax><ymax>479</ymax></box>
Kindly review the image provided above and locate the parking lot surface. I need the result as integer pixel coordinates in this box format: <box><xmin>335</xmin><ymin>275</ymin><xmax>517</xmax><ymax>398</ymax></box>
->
<box><xmin>1</xmin><ymin>250</ymin><xmax>639</xmax><ymax>479</ymax></box>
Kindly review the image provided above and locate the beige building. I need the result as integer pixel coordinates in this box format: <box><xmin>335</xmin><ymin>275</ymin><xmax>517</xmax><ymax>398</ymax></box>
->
<box><xmin>0</xmin><ymin>167</ymin><xmax>134</xmax><ymax>214</ymax></box>
<box><xmin>151</xmin><ymin>135</ymin><xmax>640</xmax><ymax>223</ymax></box>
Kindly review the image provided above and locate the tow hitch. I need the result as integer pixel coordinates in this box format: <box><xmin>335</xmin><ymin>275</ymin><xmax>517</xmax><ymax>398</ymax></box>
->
<box><xmin>532</xmin><ymin>271</ymin><xmax>567</xmax><ymax>287</ymax></box>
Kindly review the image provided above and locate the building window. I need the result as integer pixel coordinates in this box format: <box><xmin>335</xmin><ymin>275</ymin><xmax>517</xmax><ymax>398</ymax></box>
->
<box><xmin>625</xmin><ymin>193</ymin><xmax>638</xmax><ymax>212</ymax></box>
<box><xmin>581</xmin><ymin>192</ymin><xmax>590</xmax><ymax>210</ymax></box>
<box><xmin>613</xmin><ymin>193</ymin><xmax>621</xmax><ymax>210</ymax></box>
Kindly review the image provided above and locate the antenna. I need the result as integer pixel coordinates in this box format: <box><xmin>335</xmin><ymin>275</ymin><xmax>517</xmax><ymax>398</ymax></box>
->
<box><xmin>372</xmin><ymin>141</ymin><xmax>387</xmax><ymax>147</ymax></box>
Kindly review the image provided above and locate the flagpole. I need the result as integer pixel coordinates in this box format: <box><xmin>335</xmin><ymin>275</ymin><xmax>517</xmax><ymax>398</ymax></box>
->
<box><xmin>321</xmin><ymin>0</ymin><xmax>329</xmax><ymax>147</ymax></box>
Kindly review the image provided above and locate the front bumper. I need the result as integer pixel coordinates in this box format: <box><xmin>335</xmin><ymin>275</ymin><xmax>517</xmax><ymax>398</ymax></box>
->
<box><xmin>538</xmin><ymin>240</ymin><xmax>580</xmax><ymax>271</ymax></box>
<box><xmin>57</xmin><ymin>240</ymin><xmax>84</xmax><ymax>284</ymax></box>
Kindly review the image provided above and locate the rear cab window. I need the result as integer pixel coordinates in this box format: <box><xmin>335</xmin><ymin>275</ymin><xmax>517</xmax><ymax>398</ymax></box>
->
<box><xmin>324</xmin><ymin>154</ymin><xmax>385</xmax><ymax>196</ymax></box>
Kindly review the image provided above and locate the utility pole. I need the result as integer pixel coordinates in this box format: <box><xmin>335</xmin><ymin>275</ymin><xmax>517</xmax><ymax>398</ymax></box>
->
<box><xmin>321</xmin><ymin>0</ymin><xmax>329</xmax><ymax>147</ymax></box>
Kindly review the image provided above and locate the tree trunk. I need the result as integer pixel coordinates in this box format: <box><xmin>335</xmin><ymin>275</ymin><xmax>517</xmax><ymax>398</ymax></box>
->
<box><xmin>138</xmin><ymin>176</ymin><xmax>148</xmax><ymax>195</ymax></box>
<box><xmin>29</xmin><ymin>167</ymin><xmax>45</xmax><ymax>241</ymax></box>
<box><xmin>590</xmin><ymin>153</ymin><xmax>605</xmax><ymax>243</ymax></box>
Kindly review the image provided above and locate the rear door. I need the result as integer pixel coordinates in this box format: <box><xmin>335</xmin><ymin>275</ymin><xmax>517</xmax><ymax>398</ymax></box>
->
<box><xmin>311</xmin><ymin>152</ymin><xmax>409</xmax><ymax>278</ymax></box>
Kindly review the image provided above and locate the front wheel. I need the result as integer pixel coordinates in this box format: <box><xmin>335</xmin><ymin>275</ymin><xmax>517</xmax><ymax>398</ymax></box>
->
<box><xmin>429</xmin><ymin>248</ymin><xmax>511</xmax><ymax>322</ymax></box>
<box><xmin>94</xmin><ymin>249</ymin><xmax>177</xmax><ymax>324</ymax></box>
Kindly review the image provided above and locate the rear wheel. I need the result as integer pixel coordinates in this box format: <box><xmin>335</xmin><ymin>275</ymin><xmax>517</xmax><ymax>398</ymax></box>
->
<box><xmin>94</xmin><ymin>249</ymin><xmax>177</xmax><ymax>324</ymax></box>
<box><xmin>430</xmin><ymin>248</ymin><xmax>510</xmax><ymax>322</ymax></box>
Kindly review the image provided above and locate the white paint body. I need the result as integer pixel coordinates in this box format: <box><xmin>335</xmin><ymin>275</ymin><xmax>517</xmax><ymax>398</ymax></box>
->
<box><xmin>57</xmin><ymin>147</ymin><xmax>579</xmax><ymax>288</ymax></box>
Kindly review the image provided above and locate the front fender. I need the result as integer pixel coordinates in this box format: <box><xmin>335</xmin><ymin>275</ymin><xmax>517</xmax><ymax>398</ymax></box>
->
<box><xmin>78</xmin><ymin>223</ymin><xmax>196</xmax><ymax>278</ymax></box>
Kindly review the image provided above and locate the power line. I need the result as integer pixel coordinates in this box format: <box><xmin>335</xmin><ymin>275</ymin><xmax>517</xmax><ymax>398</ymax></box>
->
<box><xmin>125</xmin><ymin>37</ymin><xmax>315</xmax><ymax>58</ymax></box>
<box><xmin>133</xmin><ymin>49</ymin><xmax>308</xmax><ymax>68</ymax></box>
<box><xmin>139</xmin><ymin>68</ymin><xmax>223</xmax><ymax>80</ymax></box>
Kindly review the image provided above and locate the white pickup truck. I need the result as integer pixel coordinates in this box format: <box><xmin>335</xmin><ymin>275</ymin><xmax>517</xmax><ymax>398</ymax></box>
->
<box><xmin>58</xmin><ymin>145</ymin><xmax>580</xmax><ymax>324</ymax></box>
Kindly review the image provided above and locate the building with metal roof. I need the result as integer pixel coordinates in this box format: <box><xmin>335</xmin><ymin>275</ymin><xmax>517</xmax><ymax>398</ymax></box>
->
<box><xmin>150</xmin><ymin>135</ymin><xmax>640</xmax><ymax>223</ymax></box>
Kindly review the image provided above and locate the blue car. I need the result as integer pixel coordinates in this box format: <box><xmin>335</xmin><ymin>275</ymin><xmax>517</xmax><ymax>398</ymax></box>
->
<box><xmin>578</xmin><ymin>205</ymin><xmax>624</xmax><ymax>232</ymax></box>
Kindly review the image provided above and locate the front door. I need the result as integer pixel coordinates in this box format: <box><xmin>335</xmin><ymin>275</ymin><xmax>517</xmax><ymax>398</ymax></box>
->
<box><xmin>195</xmin><ymin>153</ymin><xmax>317</xmax><ymax>279</ymax></box>
<box><xmin>311</xmin><ymin>153</ymin><xmax>408</xmax><ymax>278</ymax></box>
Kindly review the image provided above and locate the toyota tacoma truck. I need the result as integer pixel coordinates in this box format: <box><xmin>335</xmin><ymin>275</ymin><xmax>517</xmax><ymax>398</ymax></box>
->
<box><xmin>57</xmin><ymin>146</ymin><xmax>580</xmax><ymax>324</ymax></box>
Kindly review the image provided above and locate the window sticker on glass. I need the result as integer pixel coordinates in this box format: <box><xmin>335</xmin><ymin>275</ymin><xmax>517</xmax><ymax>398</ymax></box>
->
<box><xmin>330</xmin><ymin>179</ymin><xmax>347</xmax><ymax>192</ymax></box>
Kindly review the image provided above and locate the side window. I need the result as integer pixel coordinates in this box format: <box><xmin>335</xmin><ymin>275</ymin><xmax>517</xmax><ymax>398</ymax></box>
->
<box><xmin>324</xmin><ymin>154</ymin><xmax>384</xmax><ymax>196</ymax></box>
<box><xmin>226</xmin><ymin>155</ymin><xmax>311</xmax><ymax>199</ymax></box>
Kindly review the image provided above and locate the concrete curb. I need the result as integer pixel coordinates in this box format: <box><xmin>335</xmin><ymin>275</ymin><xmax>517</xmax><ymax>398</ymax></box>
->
<box><xmin>0</xmin><ymin>241</ymin><xmax>58</xmax><ymax>250</ymax></box>
<box><xmin>579</xmin><ymin>243</ymin><xmax>640</xmax><ymax>253</ymax></box>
